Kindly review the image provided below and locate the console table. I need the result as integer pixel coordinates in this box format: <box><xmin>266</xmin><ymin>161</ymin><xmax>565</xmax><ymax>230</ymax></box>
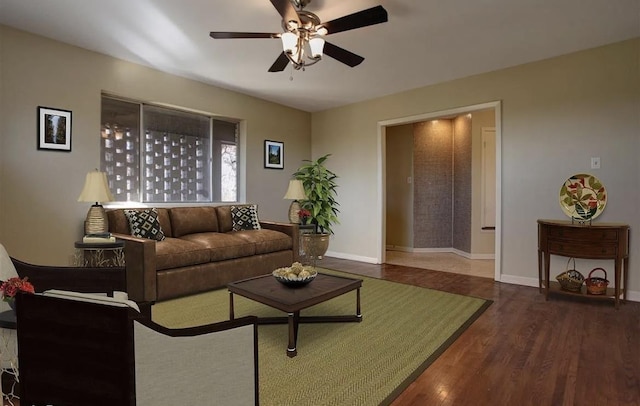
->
<box><xmin>73</xmin><ymin>240</ymin><xmax>125</xmax><ymax>267</ymax></box>
<box><xmin>537</xmin><ymin>219</ymin><xmax>630</xmax><ymax>308</ymax></box>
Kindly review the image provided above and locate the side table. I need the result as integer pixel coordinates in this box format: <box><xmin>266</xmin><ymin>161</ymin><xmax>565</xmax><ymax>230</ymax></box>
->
<box><xmin>74</xmin><ymin>240</ymin><xmax>125</xmax><ymax>267</ymax></box>
<box><xmin>0</xmin><ymin>311</ymin><xmax>18</xmax><ymax>405</ymax></box>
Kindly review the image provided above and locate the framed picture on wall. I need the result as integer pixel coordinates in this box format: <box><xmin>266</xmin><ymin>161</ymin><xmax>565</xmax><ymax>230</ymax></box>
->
<box><xmin>38</xmin><ymin>106</ymin><xmax>72</xmax><ymax>151</ymax></box>
<box><xmin>264</xmin><ymin>140</ymin><xmax>284</xmax><ymax>169</ymax></box>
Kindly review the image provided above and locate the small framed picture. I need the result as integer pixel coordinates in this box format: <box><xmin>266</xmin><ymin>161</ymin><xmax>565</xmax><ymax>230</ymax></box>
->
<box><xmin>264</xmin><ymin>140</ymin><xmax>284</xmax><ymax>169</ymax></box>
<box><xmin>38</xmin><ymin>106</ymin><xmax>72</xmax><ymax>151</ymax></box>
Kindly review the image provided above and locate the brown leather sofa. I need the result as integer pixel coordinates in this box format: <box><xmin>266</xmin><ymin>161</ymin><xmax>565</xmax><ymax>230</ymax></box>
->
<box><xmin>107</xmin><ymin>205</ymin><xmax>300</xmax><ymax>302</ymax></box>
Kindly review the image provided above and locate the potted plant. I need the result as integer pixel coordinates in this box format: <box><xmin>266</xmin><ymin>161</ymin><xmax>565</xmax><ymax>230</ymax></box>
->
<box><xmin>1</xmin><ymin>276</ymin><xmax>35</xmax><ymax>310</ymax></box>
<box><xmin>293</xmin><ymin>154</ymin><xmax>339</xmax><ymax>260</ymax></box>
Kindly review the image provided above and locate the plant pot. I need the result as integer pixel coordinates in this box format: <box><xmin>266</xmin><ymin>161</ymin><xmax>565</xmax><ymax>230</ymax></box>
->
<box><xmin>301</xmin><ymin>233</ymin><xmax>330</xmax><ymax>260</ymax></box>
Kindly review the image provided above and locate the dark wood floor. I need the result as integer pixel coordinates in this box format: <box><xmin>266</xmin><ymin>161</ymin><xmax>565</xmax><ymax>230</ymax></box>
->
<box><xmin>321</xmin><ymin>257</ymin><xmax>640</xmax><ymax>406</ymax></box>
<box><xmin>6</xmin><ymin>258</ymin><xmax>638</xmax><ymax>406</ymax></box>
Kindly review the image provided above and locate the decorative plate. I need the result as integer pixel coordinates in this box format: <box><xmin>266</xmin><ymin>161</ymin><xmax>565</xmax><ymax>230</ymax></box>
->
<box><xmin>559</xmin><ymin>173</ymin><xmax>607</xmax><ymax>221</ymax></box>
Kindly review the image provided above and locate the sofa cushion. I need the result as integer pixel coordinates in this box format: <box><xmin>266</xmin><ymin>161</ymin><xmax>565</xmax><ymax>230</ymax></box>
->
<box><xmin>108</xmin><ymin>208</ymin><xmax>172</xmax><ymax>237</ymax></box>
<box><xmin>124</xmin><ymin>209</ymin><xmax>166</xmax><ymax>241</ymax></box>
<box><xmin>170</xmin><ymin>207</ymin><xmax>218</xmax><ymax>237</ymax></box>
<box><xmin>231</xmin><ymin>205</ymin><xmax>261</xmax><ymax>231</ymax></box>
<box><xmin>155</xmin><ymin>238</ymin><xmax>211</xmax><ymax>271</ymax></box>
<box><xmin>232</xmin><ymin>229</ymin><xmax>292</xmax><ymax>255</ymax></box>
<box><xmin>216</xmin><ymin>206</ymin><xmax>234</xmax><ymax>233</ymax></box>
<box><xmin>180</xmin><ymin>233</ymin><xmax>256</xmax><ymax>261</ymax></box>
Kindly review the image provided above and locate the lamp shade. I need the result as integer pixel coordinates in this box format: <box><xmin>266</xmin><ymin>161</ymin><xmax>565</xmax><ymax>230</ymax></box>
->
<box><xmin>309</xmin><ymin>37</ymin><xmax>325</xmax><ymax>58</ymax></box>
<box><xmin>281</xmin><ymin>32</ymin><xmax>298</xmax><ymax>53</ymax></box>
<box><xmin>283</xmin><ymin>180</ymin><xmax>307</xmax><ymax>200</ymax></box>
<box><xmin>78</xmin><ymin>170</ymin><xmax>114</xmax><ymax>203</ymax></box>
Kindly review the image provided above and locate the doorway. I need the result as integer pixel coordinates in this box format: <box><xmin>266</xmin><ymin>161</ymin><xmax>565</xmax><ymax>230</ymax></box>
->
<box><xmin>377</xmin><ymin>101</ymin><xmax>502</xmax><ymax>281</ymax></box>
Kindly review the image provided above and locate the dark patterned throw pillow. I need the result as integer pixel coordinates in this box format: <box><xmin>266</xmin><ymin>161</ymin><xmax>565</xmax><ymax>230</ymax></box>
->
<box><xmin>231</xmin><ymin>205</ymin><xmax>261</xmax><ymax>231</ymax></box>
<box><xmin>124</xmin><ymin>208</ymin><xmax>166</xmax><ymax>241</ymax></box>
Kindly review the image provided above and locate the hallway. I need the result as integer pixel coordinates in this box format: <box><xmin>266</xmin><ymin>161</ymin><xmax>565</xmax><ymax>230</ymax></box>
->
<box><xmin>385</xmin><ymin>251</ymin><xmax>494</xmax><ymax>279</ymax></box>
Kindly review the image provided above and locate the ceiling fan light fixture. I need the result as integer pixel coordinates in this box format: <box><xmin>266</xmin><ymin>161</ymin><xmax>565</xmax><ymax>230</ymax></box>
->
<box><xmin>281</xmin><ymin>32</ymin><xmax>298</xmax><ymax>53</ymax></box>
<box><xmin>209</xmin><ymin>1</ymin><xmax>388</xmax><ymax>73</ymax></box>
<box><xmin>309</xmin><ymin>37</ymin><xmax>325</xmax><ymax>58</ymax></box>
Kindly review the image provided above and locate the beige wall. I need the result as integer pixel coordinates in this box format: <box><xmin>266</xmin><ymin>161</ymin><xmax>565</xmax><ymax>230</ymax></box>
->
<box><xmin>385</xmin><ymin>124</ymin><xmax>413</xmax><ymax>248</ymax></box>
<box><xmin>312</xmin><ymin>39</ymin><xmax>640</xmax><ymax>295</ymax></box>
<box><xmin>0</xmin><ymin>25</ymin><xmax>311</xmax><ymax>264</ymax></box>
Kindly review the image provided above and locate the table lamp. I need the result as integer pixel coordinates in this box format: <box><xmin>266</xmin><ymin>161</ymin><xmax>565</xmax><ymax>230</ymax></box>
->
<box><xmin>283</xmin><ymin>179</ymin><xmax>307</xmax><ymax>224</ymax></box>
<box><xmin>78</xmin><ymin>169</ymin><xmax>114</xmax><ymax>235</ymax></box>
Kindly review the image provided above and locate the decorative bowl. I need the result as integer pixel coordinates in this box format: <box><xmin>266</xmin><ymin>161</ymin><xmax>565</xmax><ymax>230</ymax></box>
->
<box><xmin>272</xmin><ymin>262</ymin><xmax>317</xmax><ymax>287</ymax></box>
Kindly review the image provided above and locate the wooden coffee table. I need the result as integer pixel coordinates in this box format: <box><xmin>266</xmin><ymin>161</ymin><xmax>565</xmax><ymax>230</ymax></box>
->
<box><xmin>227</xmin><ymin>273</ymin><xmax>363</xmax><ymax>357</ymax></box>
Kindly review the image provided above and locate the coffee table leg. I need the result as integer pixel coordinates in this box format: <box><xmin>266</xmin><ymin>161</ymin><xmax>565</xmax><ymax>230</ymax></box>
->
<box><xmin>356</xmin><ymin>287</ymin><xmax>362</xmax><ymax>319</ymax></box>
<box><xmin>229</xmin><ymin>292</ymin><xmax>235</xmax><ymax>320</ymax></box>
<box><xmin>287</xmin><ymin>311</ymin><xmax>300</xmax><ymax>357</ymax></box>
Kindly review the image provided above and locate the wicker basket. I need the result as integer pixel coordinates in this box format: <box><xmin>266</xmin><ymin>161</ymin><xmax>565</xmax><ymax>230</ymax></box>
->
<box><xmin>555</xmin><ymin>258</ymin><xmax>584</xmax><ymax>292</ymax></box>
<box><xmin>585</xmin><ymin>268</ymin><xmax>609</xmax><ymax>295</ymax></box>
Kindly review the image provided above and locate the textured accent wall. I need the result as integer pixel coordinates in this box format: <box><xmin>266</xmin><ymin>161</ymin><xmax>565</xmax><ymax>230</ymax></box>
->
<box><xmin>413</xmin><ymin>117</ymin><xmax>472</xmax><ymax>251</ymax></box>
<box><xmin>453</xmin><ymin>116</ymin><xmax>472</xmax><ymax>252</ymax></box>
<box><xmin>413</xmin><ymin>121</ymin><xmax>453</xmax><ymax>248</ymax></box>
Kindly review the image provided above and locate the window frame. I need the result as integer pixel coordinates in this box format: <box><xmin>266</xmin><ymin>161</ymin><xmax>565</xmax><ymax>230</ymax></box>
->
<box><xmin>100</xmin><ymin>94</ymin><xmax>240</xmax><ymax>205</ymax></box>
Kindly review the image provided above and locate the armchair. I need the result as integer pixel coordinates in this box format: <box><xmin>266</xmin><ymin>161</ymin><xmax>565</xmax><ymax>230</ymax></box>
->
<box><xmin>1</xmin><ymin>242</ymin><xmax>151</xmax><ymax>316</ymax></box>
<box><xmin>16</xmin><ymin>291</ymin><xmax>259</xmax><ymax>406</ymax></box>
<box><xmin>11</xmin><ymin>257</ymin><xmax>127</xmax><ymax>294</ymax></box>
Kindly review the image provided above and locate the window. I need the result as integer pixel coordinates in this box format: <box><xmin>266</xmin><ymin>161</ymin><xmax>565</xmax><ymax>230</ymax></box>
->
<box><xmin>100</xmin><ymin>96</ymin><xmax>238</xmax><ymax>203</ymax></box>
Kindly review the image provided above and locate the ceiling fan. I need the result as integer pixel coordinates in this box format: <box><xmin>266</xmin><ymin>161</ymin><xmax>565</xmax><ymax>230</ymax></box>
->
<box><xmin>209</xmin><ymin>0</ymin><xmax>388</xmax><ymax>72</ymax></box>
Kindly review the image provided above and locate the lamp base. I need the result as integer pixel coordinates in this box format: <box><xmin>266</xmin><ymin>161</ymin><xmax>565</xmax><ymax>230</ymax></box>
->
<box><xmin>84</xmin><ymin>204</ymin><xmax>109</xmax><ymax>235</ymax></box>
<box><xmin>288</xmin><ymin>201</ymin><xmax>301</xmax><ymax>224</ymax></box>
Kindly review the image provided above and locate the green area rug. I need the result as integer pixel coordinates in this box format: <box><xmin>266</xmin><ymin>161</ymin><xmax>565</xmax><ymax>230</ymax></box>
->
<box><xmin>152</xmin><ymin>269</ymin><xmax>491</xmax><ymax>405</ymax></box>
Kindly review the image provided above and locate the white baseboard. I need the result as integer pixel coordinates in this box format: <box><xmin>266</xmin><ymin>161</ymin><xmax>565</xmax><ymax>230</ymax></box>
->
<box><xmin>499</xmin><ymin>274</ymin><xmax>640</xmax><ymax>303</ymax></box>
<box><xmin>325</xmin><ymin>250</ymin><xmax>379</xmax><ymax>264</ymax></box>
<box><xmin>626</xmin><ymin>290</ymin><xmax>640</xmax><ymax>303</ymax></box>
<box><xmin>451</xmin><ymin>248</ymin><xmax>495</xmax><ymax>260</ymax></box>
<box><xmin>499</xmin><ymin>274</ymin><xmax>539</xmax><ymax>288</ymax></box>
<box><xmin>386</xmin><ymin>246</ymin><xmax>495</xmax><ymax>260</ymax></box>
<box><xmin>412</xmin><ymin>247</ymin><xmax>452</xmax><ymax>253</ymax></box>
<box><xmin>385</xmin><ymin>245</ymin><xmax>413</xmax><ymax>252</ymax></box>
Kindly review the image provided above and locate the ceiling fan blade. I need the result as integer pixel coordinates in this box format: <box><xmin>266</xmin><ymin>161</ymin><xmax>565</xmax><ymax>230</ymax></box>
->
<box><xmin>269</xmin><ymin>0</ymin><xmax>301</xmax><ymax>26</ymax></box>
<box><xmin>210</xmin><ymin>32</ymin><xmax>279</xmax><ymax>39</ymax></box>
<box><xmin>323</xmin><ymin>42</ymin><xmax>364</xmax><ymax>67</ymax></box>
<box><xmin>322</xmin><ymin>5</ymin><xmax>388</xmax><ymax>35</ymax></box>
<box><xmin>268</xmin><ymin>52</ymin><xmax>290</xmax><ymax>72</ymax></box>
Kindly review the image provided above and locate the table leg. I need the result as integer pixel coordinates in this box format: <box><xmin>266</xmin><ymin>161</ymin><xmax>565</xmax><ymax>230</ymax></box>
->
<box><xmin>287</xmin><ymin>312</ymin><xmax>299</xmax><ymax>357</ymax></box>
<box><xmin>537</xmin><ymin>249</ymin><xmax>543</xmax><ymax>293</ymax></box>
<box><xmin>229</xmin><ymin>292</ymin><xmax>235</xmax><ymax>320</ymax></box>
<box><xmin>544</xmin><ymin>252</ymin><xmax>551</xmax><ymax>300</ymax></box>
<box><xmin>623</xmin><ymin>256</ymin><xmax>629</xmax><ymax>303</ymax></box>
<box><xmin>614</xmin><ymin>258</ymin><xmax>621</xmax><ymax>309</ymax></box>
<box><xmin>356</xmin><ymin>288</ymin><xmax>362</xmax><ymax>319</ymax></box>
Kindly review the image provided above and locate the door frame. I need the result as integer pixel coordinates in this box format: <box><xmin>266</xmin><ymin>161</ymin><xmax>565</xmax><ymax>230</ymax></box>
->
<box><xmin>377</xmin><ymin>101</ymin><xmax>502</xmax><ymax>281</ymax></box>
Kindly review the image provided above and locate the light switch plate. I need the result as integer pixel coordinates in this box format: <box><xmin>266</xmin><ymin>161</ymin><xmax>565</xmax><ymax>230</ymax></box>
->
<box><xmin>591</xmin><ymin>157</ymin><xmax>600</xmax><ymax>169</ymax></box>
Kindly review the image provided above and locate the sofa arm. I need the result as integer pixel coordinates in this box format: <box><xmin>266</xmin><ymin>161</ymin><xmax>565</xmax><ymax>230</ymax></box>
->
<box><xmin>259</xmin><ymin>221</ymin><xmax>300</xmax><ymax>262</ymax></box>
<box><xmin>112</xmin><ymin>233</ymin><xmax>158</xmax><ymax>303</ymax></box>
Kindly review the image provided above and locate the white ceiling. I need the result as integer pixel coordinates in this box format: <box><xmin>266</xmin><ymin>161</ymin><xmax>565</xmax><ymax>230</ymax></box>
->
<box><xmin>1</xmin><ymin>0</ymin><xmax>638</xmax><ymax>112</ymax></box>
